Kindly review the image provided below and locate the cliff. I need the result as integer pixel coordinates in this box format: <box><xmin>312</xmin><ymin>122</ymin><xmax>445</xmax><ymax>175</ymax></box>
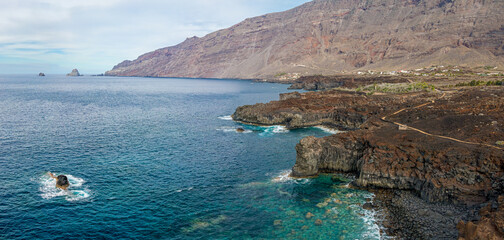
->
<box><xmin>234</xmin><ymin>86</ymin><xmax>504</xmax><ymax>205</ymax></box>
<box><xmin>106</xmin><ymin>0</ymin><xmax>504</xmax><ymax>79</ymax></box>
<box><xmin>458</xmin><ymin>196</ymin><xmax>504</xmax><ymax>239</ymax></box>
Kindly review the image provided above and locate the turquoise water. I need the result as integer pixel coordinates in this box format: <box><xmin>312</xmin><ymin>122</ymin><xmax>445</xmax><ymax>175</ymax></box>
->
<box><xmin>0</xmin><ymin>75</ymin><xmax>380</xmax><ymax>239</ymax></box>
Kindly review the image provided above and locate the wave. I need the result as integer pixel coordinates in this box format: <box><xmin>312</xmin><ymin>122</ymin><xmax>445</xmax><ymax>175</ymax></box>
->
<box><xmin>315</xmin><ymin>126</ymin><xmax>343</xmax><ymax>134</ymax></box>
<box><xmin>216</xmin><ymin>126</ymin><xmax>252</xmax><ymax>133</ymax></box>
<box><xmin>271</xmin><ymin>170</ymin><xmax>293</xmax><ymax>183</ymax></box>
<box><xmin>361</xmin><ymin>207</ymin><xmax>382</xmax><ymax>239</ymax></box>
<box><xmin>271</xmin><ymin>170</ymin><xmax>309</xmax><ymax>184</ymax></box>
<box><xmin>352</xmin><ymin>192</ymin><xmax>382</xmax><ymax>239</ymax></box>
<box><xmin>218</xmin><ymin>115</ymin><xmax>233</xmax><ymax>121</ymax></box>
<box><xmin>258</xmin><ymin>125</ymin><xmax>289</xmax><ymax>136</ymax></box>
<box><xmin>175</xmin><ymin>187</ymin><xmax>194</xmax><ymax>193</ymax></box>
<box><xmin>39</xmin><ymin>173</ymin><xmax>91</xmax><ymax>202</ymax></box>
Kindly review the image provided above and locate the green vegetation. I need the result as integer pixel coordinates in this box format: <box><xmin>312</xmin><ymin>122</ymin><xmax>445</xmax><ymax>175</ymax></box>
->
<box><xmin>484</xmin><ymin>66</ymin><xmax>496</xmax><ymax>70</ymax></box>
<box><xmin>455</xmin><ymin>80</ymin><xmax>503</xmax><ymax>87</ymax></box>
<box><xmin>274</xmin><ymin>72</ymin><xmax>287</xmax><ymax>77</ymax></box>
<box><xmin>497</xmin><ymin>141</ymin><xmax>504</xmax><ymax>146</ymax></box>
<box><xmin>357</xmin><ymin>82</ymin><xmax>436</xmax><ymax>95</ymax></box>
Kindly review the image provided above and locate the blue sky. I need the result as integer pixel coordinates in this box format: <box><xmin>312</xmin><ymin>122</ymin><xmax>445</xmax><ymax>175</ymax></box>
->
<box><xmin>0</xmin><ymin>0</ymin><xmax>311</xmax><ymax>74</ymax></box>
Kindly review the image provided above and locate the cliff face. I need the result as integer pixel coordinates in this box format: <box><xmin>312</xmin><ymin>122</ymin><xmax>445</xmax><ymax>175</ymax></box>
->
<box><xmin>293</xmin><ymin>119</ymin><xmax>504</xmax><ymax>204</ymax></box>
<box><xmin>458</xmin><ymin>196</ymin><xmax>504</xmax><ymax>239</ymax></box>
<box><xmin>289</xmin><ymin>87</ymin><xmax>504</xmax><ymax>205</ymax></box>
<box><xmin>106</xmin><ymin>0</ymin><xmax>504</xmax><ymax>79</ymax></box>
<box><xmin>233</xmin><ymin>89</ymin><xmax>436</xmax><ymax>129</ymax></box>
<box><xmin>234</xmin><ymin>86</ymin><xmax>504</xmax><ymax>205</ymax></box>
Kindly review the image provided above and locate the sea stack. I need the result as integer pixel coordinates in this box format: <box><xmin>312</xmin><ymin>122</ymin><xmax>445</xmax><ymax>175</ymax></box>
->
<box><xmin>67</xmin><ymin>69</ymin><xmax>82</xmax><ymax>77</ymax></box>
<box><xmin>38</xmin><ymin>73</ymin><xmax>45</xmax><ymax>76</ymax></box>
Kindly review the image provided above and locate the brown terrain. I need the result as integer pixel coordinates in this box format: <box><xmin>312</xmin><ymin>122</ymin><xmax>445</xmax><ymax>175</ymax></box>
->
<box><xmin>103</xmin><ymin>0</ymin><xmax>504</xmax><ymax>238</ymax></box>
<box><xmin>232</xmin><ymin>74</ymin><xmax>504</xmax><ymax>239</ymax></box>
<box><xmin>106</xmin><ymin>0</ymin><xmax>504</xmax><ymax>79</ymax></box>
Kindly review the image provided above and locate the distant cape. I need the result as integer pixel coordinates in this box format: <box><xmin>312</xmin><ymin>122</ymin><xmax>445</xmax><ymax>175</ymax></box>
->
<box><xmin>106</xmin><ymin>0</ymin><xmax>504</xmax><ymax>79</ymax></box>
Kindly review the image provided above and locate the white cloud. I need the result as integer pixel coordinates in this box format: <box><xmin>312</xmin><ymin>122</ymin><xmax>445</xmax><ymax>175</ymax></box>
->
<box><xmin>0</xmin><ymin>0</ymin><xmax>311</xmax><ymax>74</ymax></box>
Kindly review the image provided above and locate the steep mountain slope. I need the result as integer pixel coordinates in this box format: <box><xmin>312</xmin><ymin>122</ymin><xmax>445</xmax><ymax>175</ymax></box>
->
<box><xmin>106</xmin><ymin>0</ymin><xmax>504</xmax><ymax>79</ymax></box>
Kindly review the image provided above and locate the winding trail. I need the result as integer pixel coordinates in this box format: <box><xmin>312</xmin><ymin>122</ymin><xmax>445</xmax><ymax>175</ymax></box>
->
<box><xmin>381</xmin><ymin>92</ymin><xmax>504</xmax><ymax>151</ymax></box>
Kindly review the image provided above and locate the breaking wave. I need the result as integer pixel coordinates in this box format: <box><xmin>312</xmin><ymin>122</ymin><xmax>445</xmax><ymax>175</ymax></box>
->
<box><xmin>216</xmin><ymin>126</ymin><xmax>253</xmax><ymax>133</ymax></box>
<box><xmin>315</xmin><ymin>126</ymin><xmax>343</xmax><ymax>134</ymax></box>
<box><xmin>271</xmin><ymin>170</ymin><xmax>309</xmax><ymax>184</ymax></box>
<box><xmin>218</xmin><ymin>115</ymin><xmax>233</xmax><ymax>121</ymax></box>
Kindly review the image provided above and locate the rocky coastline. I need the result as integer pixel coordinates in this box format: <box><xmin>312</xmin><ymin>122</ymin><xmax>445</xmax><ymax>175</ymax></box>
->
<box><xmin>232</xmin><ymin>75</ymin><xmax>504</xmax><ymax>239</ymax></box>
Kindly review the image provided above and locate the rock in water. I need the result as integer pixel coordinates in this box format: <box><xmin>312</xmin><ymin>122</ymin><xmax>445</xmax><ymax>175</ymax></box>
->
<box><xmin>362</xmin><ymin>203</ymin><xmax>374</xmax><ymax>210</ymax></box>
<box><xmin>67</xmin><ymin>69</ymin><xmax>82</xmax><ymax>77</ymax></box>
<box><xmin>236</xmin><ymin>128</ymin><xmax>245</xmax><ymax>133</ymax></box>
<box><xmin>56</xmin><ymin>175</ymin><xmax>69</xmax><ymax>189</ymax></box>
<box><xmin>38</xmin><ymin>73</ymin><xmax>45</xmax><ymax>76</ymax></box>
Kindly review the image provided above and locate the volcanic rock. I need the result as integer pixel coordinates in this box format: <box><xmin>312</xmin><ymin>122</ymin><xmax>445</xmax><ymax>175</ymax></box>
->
<box><xmin>67</xmin><ymin>69</ymin><xmax>82</xmax><ymax>77</ymax></box>
<box><xmin>288</xmin><ymin>75</ymin><xmax>409</xmax><ymax>91</ymax></box>
<box><xmin>458</xmin><ymin>196</ymin><xmax>504</xmax><ymax>240</ymax></box>
<box><xmin>363</xmin><ymin>203</ymin><xmax>374</xmax><ymax>210</ymax></box>
<box><xmin>233</xmin><ymin>89</ymin><xmax>434</xmax><ymax>130</ymax></box>
<box><xmin>235</xmin><ymin>86</ymin><xmax>504</xmax><ymax>205</ymax></box>
<box><xmin>56</xmin><ymin>175</ymin><xmax>69</xmax><ymax>189</ymax></box>
<box><xmin>290</xmin><ymin>87</ymin><xmax>504</xmax><ymax>205</ymax></box>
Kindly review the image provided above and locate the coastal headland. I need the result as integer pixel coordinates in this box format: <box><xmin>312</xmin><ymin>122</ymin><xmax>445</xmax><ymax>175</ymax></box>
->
<box><xmin>233</xmin><ymin>71</ymin><xmax>504</xmax><ymax>239</ymax></box>
<box><xmin>102</xmin><ymin>0</ymin><xmax>504</xmax><ymax>237</ymax></box>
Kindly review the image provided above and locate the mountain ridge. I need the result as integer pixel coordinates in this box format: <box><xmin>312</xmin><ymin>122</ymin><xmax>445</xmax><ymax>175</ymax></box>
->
<box><xmin>106</xmin><ymin>0</ymin><xmax>504</xmax><ymax>79</ymax></box>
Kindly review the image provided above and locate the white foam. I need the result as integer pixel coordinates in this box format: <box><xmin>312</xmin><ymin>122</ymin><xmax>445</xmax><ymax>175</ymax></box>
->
<box><xmin>315</xmin><ymin>126</ymin><xmax>343</xmax><ymax>134</ymax></box>
<box><xmin>216</xmin><ymin>126</ymin><xmax>252</xmax><ymax>133</ymax></box>
<box><xmin>66</xmin><ymin>189</ymin><xmax>91</xmax><ymax>202</ymax></box>
<box><xmin>271</xmin><ymin>125</ymin><xmax>289</xmax><ymax>133</ymax></box>
<box><xmin>271</xmin><ymin>170</ymin><xmax>310</xmax><ymax>184</ymax></box>
<box><xmin>258</xmin><ymin>125</ymin><xmax>289</xmax><ymax>136</ymax></box>
<box><xmin>39</xmin><ymin>173</ymin><xmax>90</xmax><ymax>202</ymax></box>
<box><xmin>271</xmin><ymin>170</ymin><xmax>293</xmax><ymax>183</ymax></box>
<box><xmin>358</xmin><ymin>193</ymin><xmax>383</xmax><ymax>239</ymax></box>
<box><xmin>175</xmin><ymin>187</ymin><xmax>194</xmax><ymax>193</ymax></box>
<box><xmin>218</xmin><ymin>115</ymin><xmax>233</xmax><ymax>121</ymax></box>
<box><xmin>361</xmin><ymin>208</ymin><xmax>382</xmax><ymax>239</ymax></box>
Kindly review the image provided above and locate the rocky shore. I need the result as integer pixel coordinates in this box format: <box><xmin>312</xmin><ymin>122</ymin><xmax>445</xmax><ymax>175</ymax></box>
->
<box><xmin>233</xmin><ymin>78</ymin><xmax>504</xmax><ymax>239</ymax></box>
<box><xmin>287</xmin><ymin>75</ymin><xmax>410</xmax><ymax>91</ymax></box>
<box><xmin>233</xmin><ymin>89</ymin><xmax>436</xmax><ymax>130</ymax></box>
<box><xmin>372</xmin><ymin>189</ymin><xmax>481</xmax><ymax>239</ymax></box>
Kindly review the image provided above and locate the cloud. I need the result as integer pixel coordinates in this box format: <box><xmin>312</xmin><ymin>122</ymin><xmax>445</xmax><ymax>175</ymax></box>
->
<box><xmin>0</xmin><ymin>0</ymin><xmax>311</xmax><ymax>74</ymax></box>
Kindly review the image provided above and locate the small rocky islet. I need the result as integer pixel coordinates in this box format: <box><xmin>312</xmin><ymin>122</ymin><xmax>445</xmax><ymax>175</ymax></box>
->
<box><xmin>67</xmin><ymin>69</ymin><xmax>82</xmax><ymax>77</ymax></box>
<box><xmin>232</xmin><ymin>72</ymin><xmax>504</xmax><ymax>239</ymax></box>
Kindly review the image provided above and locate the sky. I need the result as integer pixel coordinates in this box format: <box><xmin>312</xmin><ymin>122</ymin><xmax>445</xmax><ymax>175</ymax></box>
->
<box><xmin>0</xmin><ymin>0</ymin><xmax>311</xmax><ymax>74</ymax></box>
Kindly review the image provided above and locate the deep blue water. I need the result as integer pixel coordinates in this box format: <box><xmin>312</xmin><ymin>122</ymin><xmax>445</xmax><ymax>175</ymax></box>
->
<box><xmin>0</xmin><ymin>75</ymin><xmax>380</xmax><ymax>239</ymax></box>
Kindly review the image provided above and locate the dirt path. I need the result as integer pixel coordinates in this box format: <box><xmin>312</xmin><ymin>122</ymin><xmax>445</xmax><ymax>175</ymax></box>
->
<box><xmin>381</xmin><ymin>92</ymin><xmax>504</xmax><ymax>151</ymax></box>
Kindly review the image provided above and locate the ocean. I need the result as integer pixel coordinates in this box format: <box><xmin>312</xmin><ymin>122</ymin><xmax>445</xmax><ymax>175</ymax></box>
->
<box><xmin>0</xmin><ymin>75</ymin><xmax>380</xmax><ymax>239</ymax></box>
